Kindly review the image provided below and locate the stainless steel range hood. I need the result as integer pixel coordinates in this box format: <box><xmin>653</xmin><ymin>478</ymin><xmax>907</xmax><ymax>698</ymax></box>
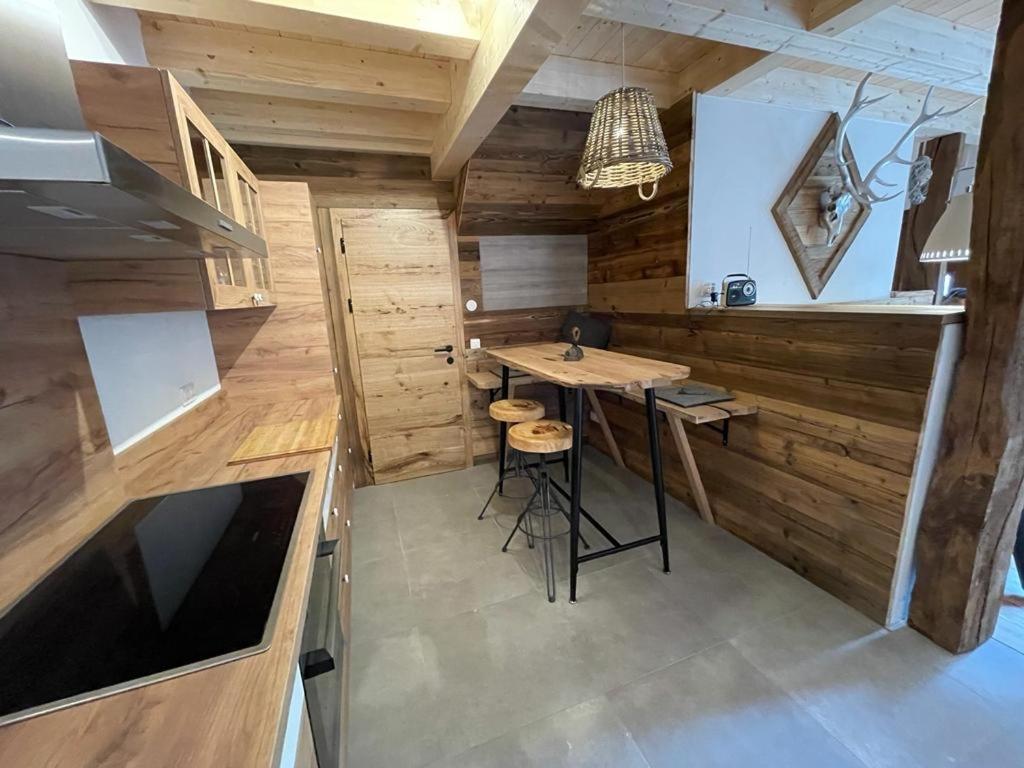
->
<box><xmin>0</xmin><ymin>0</ymin><xmax>267</xmax><ymax>261</ymax></box>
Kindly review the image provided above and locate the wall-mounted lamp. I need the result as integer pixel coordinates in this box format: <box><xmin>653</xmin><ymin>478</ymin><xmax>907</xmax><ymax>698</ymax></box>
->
<box><xmin>920</xmin><ymin>191</ymin><xmax>972</xmax><ymax>304</ymax></box>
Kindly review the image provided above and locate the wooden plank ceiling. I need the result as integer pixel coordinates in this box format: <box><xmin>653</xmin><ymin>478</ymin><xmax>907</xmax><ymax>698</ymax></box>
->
<box><xmin>92</xmin><ymin>0</ymin><xmax>1000</xmax><ymax>174</ymax></box>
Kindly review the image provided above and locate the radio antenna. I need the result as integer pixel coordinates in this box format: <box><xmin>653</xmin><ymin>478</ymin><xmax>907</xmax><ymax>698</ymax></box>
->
<box><xmin>746</xmin><ymin>226</ymin><xmax>752</xmax><ymax>275</ymax></box>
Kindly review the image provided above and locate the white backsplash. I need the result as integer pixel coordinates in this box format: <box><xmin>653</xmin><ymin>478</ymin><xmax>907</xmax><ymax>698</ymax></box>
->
<box><xmin>78</xmin><ymin>311</ymin><xmax>220</xmax><ymax>453</ymax></box>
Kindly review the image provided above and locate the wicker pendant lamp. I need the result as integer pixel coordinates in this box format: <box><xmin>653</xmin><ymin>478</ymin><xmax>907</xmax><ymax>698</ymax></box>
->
<box><xmin>577</xmin><ymin>25</ymin><xmax>672</xmax><ymax>201</ymax></box>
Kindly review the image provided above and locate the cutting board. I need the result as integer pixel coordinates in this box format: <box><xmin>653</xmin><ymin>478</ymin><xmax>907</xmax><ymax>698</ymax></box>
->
<box><xmin>228</xmin><ymin>413</ymin><xmax>334</xmax><ymax>465</ymax></box>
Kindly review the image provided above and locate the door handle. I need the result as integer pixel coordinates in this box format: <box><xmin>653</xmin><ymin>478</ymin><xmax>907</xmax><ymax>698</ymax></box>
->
<box><xmin>434</xmin><ymin>344</ymin><xmax>454</xmax><ymax>353</ymax></box>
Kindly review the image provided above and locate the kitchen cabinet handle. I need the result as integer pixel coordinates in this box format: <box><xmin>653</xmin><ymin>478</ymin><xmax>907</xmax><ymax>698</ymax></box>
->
<box><xmin>300</xmin><ymin>647</ymin><xmax>335</xmax><ymax>680</ymax></box>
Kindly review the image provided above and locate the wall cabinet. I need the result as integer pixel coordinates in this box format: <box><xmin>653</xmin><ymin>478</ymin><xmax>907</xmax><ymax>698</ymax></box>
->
<box><xmin>71</xmin><ymin>60</ymin><xmax>274</xmax><ymax>310</ymax></box>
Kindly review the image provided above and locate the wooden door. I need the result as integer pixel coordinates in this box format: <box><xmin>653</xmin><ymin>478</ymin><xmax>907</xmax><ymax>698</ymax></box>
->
<box><xmin>333</xmin><ymin>209</ymin><xmax>469</xmax><ymax>483</ymax></box>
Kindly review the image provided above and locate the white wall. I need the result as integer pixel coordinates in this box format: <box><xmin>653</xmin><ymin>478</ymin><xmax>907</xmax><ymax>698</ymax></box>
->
<box><xmin>688</xmin><ymin>94</ymin><xmax>911</xmax><ymax>306</ymax></box>
<box><xmin>78</xmin><ymin>312</ymin><xmax>221</xmax><ymax>453</ymax></box>
<box><xmin>55</xmin><ymin>0</ymin><xmax>147</xmax><ymax>65</ymax></box>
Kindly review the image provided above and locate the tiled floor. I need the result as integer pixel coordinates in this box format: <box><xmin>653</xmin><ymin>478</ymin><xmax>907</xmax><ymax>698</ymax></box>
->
<box><xmin>347</xmin><ymin>449</ymin><xmax>1024</xmax><ymax>768</ymax></box>
<box><xmin>998</xmin><ymin>559</ymin><xmax>1024</xmax><ymax>654</ymax></box>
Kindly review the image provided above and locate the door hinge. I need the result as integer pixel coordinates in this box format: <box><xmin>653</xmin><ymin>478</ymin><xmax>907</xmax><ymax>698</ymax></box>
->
<box><xmin>367</xmin><ymin>450</ymin><xmax>373</xmax><ymax>466</ymax></box>
<box><xmin>339</xmin><ymin>237</ymin><xmax>346</xmax><ymax>255</ymax></box>
<box><xmin>347</xmin><ymin>297</ymin><xmax>353</xmax><ymax>313</ymax></box>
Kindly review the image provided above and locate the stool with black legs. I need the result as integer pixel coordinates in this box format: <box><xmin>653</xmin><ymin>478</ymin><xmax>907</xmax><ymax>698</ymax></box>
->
<box><xmin>477</xmin><ymin>398</ymin><xmax>546</xmax><ymax>521</ymax></box>
<box><xmin>500</xmin><ymin>419</ymin><xmax>574</xmax><ymax>602</ymax></box>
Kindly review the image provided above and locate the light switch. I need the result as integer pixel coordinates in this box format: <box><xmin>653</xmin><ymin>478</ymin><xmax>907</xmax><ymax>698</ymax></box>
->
<box><xmin>469</xmin><ymin>338</ymin><xmax>481</xmax><ymax>349</ymax></box>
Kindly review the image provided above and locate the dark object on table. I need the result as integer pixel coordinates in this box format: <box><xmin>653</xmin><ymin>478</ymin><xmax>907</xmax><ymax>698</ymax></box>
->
<box><xmin>722</xmin><ymin>273</ymin><xmax>757</xmax><ymax>306</ymax></box>
<box><xmin>563</xmin><ymin>327</ymin><xmax>584</xmax><ymax>361</ymax></box>
<box><xmin>559</xmin><ymin>310</ymin><xmax>611</xmax><ymax>349</ymax></box>
<box><xmin>655</xmin><ymin>382</ymin><xmax>734</xmax><ymax>409</ymax></box>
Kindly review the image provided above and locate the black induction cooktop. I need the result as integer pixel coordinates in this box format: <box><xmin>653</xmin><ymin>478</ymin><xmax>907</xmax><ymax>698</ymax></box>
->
<box><xmin>0</xmin><ymin>472</ymin><xmax>311</xmax><ymax>726</ymax></box>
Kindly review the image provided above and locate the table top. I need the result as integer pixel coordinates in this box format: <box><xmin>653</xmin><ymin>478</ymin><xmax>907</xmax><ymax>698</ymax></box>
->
<box><xmin>488</xmin><ymin>343</ymin><xmax>690</xmax><ymax>391</ymax></box>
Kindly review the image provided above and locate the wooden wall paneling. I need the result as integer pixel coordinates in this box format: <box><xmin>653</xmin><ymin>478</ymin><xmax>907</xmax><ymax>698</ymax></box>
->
<box><xmin>207</xmin><ymin>182</ymin><xmax>335</xmax><ymax>404</ymax></box>
<box><xmin>589</xmin><ymin>276</ymin><xmax>686</xmax><ymax>315</ymax></box>
<box><xmin>891</xmin><ymin>132</ymin><xmax>966</xmax><ymax>293</ymax></box>
<box><xmin>235</xmin><ymin>144</ymin><xmax>455</xmax><ymax>212</ymax></box>
<box><xmin>457</xmin><ymin>105</ymin><xmax>602</xmax><ymax>236</ymax></box>
<box><xmin>67</xmin><ymin>259</ymin><xmax>207</xmax><ymax>315</ymax></box>
<box><xmin>479</xmin><ymin>235</ymin><xmax>588</xmax><ymax>310</ymax></box>
<box><xmin>587</xmin><ymin>310</ymin><xmax>951</xmax><ymax>621</ymax></box>
<box><xmin>316</xmin><ymin>209</ymin><xmax>373</xmax><ymax>487</ymax></box>
<box><xmin>909</xmin><ymin>3</ymin><xmax>1024</xmax><ymax>653</ymax></box>
<box><xmin>0</xmin><ymin>255</ymin><xmax>123</xmax><ymax>611</ymax></box>
<box><xmin>447</xmin><ymin>217</ymin><xmax>476</xmax><ymax>469</ymax></box>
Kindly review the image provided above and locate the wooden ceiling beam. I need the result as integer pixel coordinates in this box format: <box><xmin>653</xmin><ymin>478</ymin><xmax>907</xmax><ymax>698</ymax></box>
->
<box><xmin>806</xmin><ymin>0</ymin><xmax>899</xmax><ymax>34</ymax></box>
<box><xmin>430</xmin><ymin>0</ymin><xmax>590</xmax><ymax>180</ymax></box>
<box><xmin>586</xmin><ymin>0</ymin><xmax>993</xmax><ymax>94</ymax></box>
<box><xmin>727</xmin><ymin>67</ymin><xmax>986</xmax><ymax>140</ymax></box>
<box><xmin>516</xmin><ymin>55</ymin><xmax>678</xmax><ymax>112</ymax></box>
<box><xmin>190</xmin><ymin>90</ymin><xmax>438</xmax><ymax>155</ymax></box>
<box><xmin>139</xmin><ymin>16</ymin><xmax>451</xmax><ymax>113</ymax></box>
<box><xmin>698</xmin><ymin>0</ymin><xmax>899</xmax><ymax>100</ymax></box>
<box><xmin>92</xmin><ymin>0</ymin><xmax>481</xmax><ymax>59</ymax></box>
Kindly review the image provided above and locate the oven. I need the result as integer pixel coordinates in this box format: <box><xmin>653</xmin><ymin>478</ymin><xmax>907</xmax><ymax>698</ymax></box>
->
<box><xmin>299</xmin><ymin>524</ymin><xmax>345</xmax><ymax>767</ymax></box>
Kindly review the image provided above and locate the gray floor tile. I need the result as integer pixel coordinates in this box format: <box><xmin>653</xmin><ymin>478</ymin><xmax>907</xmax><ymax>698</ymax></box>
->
<box><xmin>609</xmin><ymin>643</ymin><xmax>866</xmax><ymax>768</ymax></box>
<box><xmin>348</xmin><ymin>629</ymin><xmax>448</xmax><ymax>768</ymax></box>
<box><xmin>430</xmin><ymin>696</ymin><xmax>650</xmax><ymax>768</ymax></box>
<box><xmin>351</xmin><ymin>503</ymin><xmax>403</xmax><ymax>568</ymax></box>
<box><xmin>347</xmin><ymin>449</ymin><xmax>1022</xmax><ymax>768</ymax></box>
<box><xmin>731</xmin><ymin>599</ymin><xmax>1005</xmax><ymax>768</ymax></box>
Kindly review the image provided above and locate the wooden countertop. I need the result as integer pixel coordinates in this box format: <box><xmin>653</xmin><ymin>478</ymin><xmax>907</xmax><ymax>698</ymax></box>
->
<box><xmin>688</xmin><ymin>304</ymin><xmax>966</xmax><ymax>323</ymax></box>
<box><xmin>0</xmin><ymin>394</ymin><xmax>340</xmax><ymax>768</ymax></box>
<box><xmin>488</xmin><ymin>343</ymin><xmax>690</xmax><ymax>391</ymax></box>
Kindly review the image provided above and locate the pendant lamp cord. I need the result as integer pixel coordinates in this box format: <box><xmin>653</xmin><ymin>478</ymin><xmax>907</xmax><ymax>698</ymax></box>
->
<box><xmin>621</xmin><ymin>22</ymin><xmax>625</xmax><ymax>89</ymax></box>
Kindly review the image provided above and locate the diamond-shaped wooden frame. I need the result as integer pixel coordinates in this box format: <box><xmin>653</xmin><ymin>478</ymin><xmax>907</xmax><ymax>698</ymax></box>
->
<box><xmin>772</xmin><ymin>113</ymin><xmax>871</xmax><ymax>299</ymax></box>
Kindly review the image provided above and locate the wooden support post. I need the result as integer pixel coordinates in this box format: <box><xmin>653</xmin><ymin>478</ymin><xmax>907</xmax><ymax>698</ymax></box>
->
<box><xmin>909</xmin><ymin>2</ymin><xmax>1024</xmax><ymax>653</ymax></box>
<box><xmin>667</xmin><ymin>415</ymin><xmax>715</xmax><ymax>525</ymax></box>
<box><xmin>586</xmin><ymin>389</ymin><xmax>625</xmax><ymax>469</ymax></box>
<box><xmin>891</xmin><ymin>133</ymin><xmax>965</xmax><ymax>294</ymax></box>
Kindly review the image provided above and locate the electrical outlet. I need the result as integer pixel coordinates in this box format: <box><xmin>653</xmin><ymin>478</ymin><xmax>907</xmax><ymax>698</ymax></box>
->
<box><xmin>179</xmin><ymin>381</ymin><xmax>196</xmax><ymax>406</ymax></box>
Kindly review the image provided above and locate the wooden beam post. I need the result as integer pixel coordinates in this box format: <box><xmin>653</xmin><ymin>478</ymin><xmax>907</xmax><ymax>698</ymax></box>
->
<box><xmin>909</xmin><ymin>2</ymin><xmax>1024</xmax><ymax>654</ymax></box>
<box><xmin>891</xmin><ymin>133</ymin><xmax>965</xmax><ymax>294</ymax></box>
<box><xmin>430</xmin><ymin>0</ymin><xmax>589</xmax><ymax>180</ymax></box>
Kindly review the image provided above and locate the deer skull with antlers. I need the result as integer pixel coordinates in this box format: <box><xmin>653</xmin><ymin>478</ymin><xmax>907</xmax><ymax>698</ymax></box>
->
<box><xmin>823</xmin><ymin>73</ymin><xmax>978</xmax><ymax>240</ymax></box>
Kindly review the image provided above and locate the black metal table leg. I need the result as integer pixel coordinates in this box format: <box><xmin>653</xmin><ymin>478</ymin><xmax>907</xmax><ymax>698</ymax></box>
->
<box><xmin>645</xmin><ymin>387</ymin><xmax>671</xmax><ymax>574</ymax></box>
<box><xmin>558</xmin><ymin>386</ymin><xmax>569</xmax><ymax>481</ymax></box>
<box><xmin>498</xmin><ymin>365</ymin><xmax>510</xmax><ymax>495</ymax></box>
<box><xmin>569</xmin><ymin>386</ymin><xmax>584</xmax><ymax>603</ymax></box>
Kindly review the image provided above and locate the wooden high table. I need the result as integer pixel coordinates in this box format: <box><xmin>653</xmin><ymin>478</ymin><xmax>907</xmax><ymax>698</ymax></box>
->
<box><xmin>488</xmin><ymin>342</ymin><xmax>690</xmax><ymax>602</ymax></box>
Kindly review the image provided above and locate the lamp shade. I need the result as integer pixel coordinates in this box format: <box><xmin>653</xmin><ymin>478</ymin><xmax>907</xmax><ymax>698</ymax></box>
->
<box><xmin>921</xmin><ymin>193</ymin><xmax>973</xmax><ymax>263</ymax></box>
<box><xmin>577</xmin><ymin>87</ymin><xmax>672</xmax><ymax>200</ymax></box>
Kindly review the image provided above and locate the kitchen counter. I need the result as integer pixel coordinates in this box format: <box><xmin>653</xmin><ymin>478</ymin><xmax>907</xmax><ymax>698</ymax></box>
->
<box><xmin>0</xmin><ymin>393</ymin><xmax>342</xmax><ymax>768</ymax></box>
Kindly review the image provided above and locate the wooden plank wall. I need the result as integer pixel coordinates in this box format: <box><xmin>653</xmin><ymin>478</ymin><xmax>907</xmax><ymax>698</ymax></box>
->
<box><xmin>0</xmin><ymin>181</ymin><xmax>343</xmax><ymax>613</ymax></box>
<box><xmin>457</xmin><ymin>105</ymin><xmax>602</xmax><ymax>236</ymax></box>
<box><xmin>587</xmin><ymin>96</ymin><xmax>693</xmax><ymax>316</ymax></box>
<box><xmin>235</xmin><ymin>144</ymin><xmax>454</xmax><ymax>212</ymax></box>
<box><xmin>207</xmin><ymin>182</ymin><xmax>336</xmax><ymax>404</ymax></box>
<box><xmin>583</xmin><ymin>94</ymin><xmax>951</xmax><ymax>622</ymax></box>
<box><xmin>590</xmin><ymin>311</ymin><xmax>949</xmax><ymax>623</ymax></box>
<box><xmin>454</xmin><ymin>105</ymin><xmax>605</xmax><ymax>458</ymax></box>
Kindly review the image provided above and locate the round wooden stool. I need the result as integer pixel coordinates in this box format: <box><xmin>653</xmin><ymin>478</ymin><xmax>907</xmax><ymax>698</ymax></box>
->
<box><xmin>477</xmin><ymin>399</ymin><xmax>546</xmax><ymax>521</ymax></box>
<box><xmin>488</xmin><ymin>398</ymin><xmax>545</xmax><ymax>423</ymax></box>
<box><xmin>503</xmin><ymin>420</ymin><xmax>574</xmax><ymax>602</ymax></box>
